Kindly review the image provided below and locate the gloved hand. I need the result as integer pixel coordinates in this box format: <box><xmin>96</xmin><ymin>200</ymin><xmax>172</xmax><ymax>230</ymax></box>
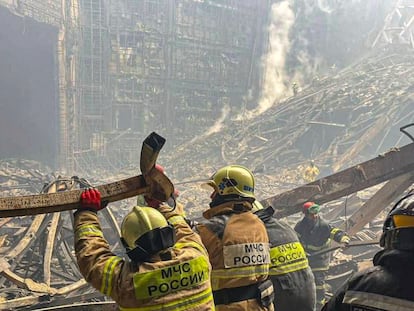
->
<box><xmin>144</xmin><ymin>196</ymin><xmax>161</xmax><ymax>208</ymax></box>
<box><xmin>79</xmin><ymin>188</ymin><xmax>104</xmax><ymax>212</ymax></box>
<box><xmin>340</xmin><ymin>235</ymin><xmax>351</xmax><ymax>246</ymax></box>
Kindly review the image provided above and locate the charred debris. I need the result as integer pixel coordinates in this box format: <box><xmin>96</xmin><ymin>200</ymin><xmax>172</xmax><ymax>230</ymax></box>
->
<box><xmin>1</xmin><ymin>49</ymin><xmax>414</xmax><ymax>308</ymax></box>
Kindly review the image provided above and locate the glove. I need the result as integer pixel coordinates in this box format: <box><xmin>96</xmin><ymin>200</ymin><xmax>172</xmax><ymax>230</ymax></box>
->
<box><xmin>79</xmin><ymin>188</ymin><xmax>104</xmax><ymax>212</ymax></box>
<box><xmin>144</xmin><ymin>196</ymin><xmax>161</xmax><ymax>208</ymax></box>
<box><xmin>340</xmin><ymin>235</ymin><xmax>350</xmax><ymax>246</ymax></box>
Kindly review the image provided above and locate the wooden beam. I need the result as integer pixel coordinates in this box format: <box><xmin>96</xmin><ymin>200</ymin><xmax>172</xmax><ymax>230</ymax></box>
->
<box><xmin>332</xmin><ymin>115</ymin><xmax>389</xmax><ymax>172</ymax></box>
<box><xmin>0</xmin><ymin>176</ymin><xmax>149</xmax><ymax>218</ymax></box>
<box><xmin>0</xmin><ymin>132</ymin><xmax>176</xmax><ymax>217</ymax></box>
<box><xmin>341</xmin><ymin>173</ymin><xmax>414</xmax><ymax>235</ymax></box>
<box><xmin>262</xmin><ymin>143</ymin><xmax>414</xmax><ymax>218</ymax></box>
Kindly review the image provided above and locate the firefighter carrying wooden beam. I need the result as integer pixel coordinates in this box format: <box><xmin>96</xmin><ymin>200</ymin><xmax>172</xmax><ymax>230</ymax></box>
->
<box><xmin>73</xmin><ymin>165</ymin><xmax>215</xmax><ymax>310</ymax></box>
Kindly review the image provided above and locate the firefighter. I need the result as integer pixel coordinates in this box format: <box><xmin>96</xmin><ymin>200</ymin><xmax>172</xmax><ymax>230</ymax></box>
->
<box><xmin>253</xmin><ymin>200</ymin><xmax>316</xmax><ymax>311</ymax></box>
<box><xmin>292</xmin><ymin>82</ymin><xmax>299</xmax><ymax>96</ymax></box>
<box><xmin>195</xmin><ymin>165</ymin><xmax>274</xmax><ymax>311</ymax></box>
<box><xmin>294</xmin><ymin>201</ymin><xmax>350</xmax><ymax>310</ymax></box>
<box><xmin>303</xmin><ymin>160</ymin><xmax>320</xmax><ymax>183</ymax></box>
<box><xmin>73</xmin><ymin>188</ymin><xmax>214</xmax><ymax>311</ymax></box>
<box><xmin>322</xmin><ymin>189</ymin><xmax>414</xmax><ymax>311</ymax></box>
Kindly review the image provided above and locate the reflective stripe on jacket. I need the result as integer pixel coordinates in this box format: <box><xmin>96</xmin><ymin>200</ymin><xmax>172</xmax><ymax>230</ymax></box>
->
<box><xmin>294</xmin><ymin>216</ymin><xmax>347</xmax><ymax>269</ymax></box>
<box><xmin>322</xmin><ymin>249</ymin><xmax>414</xmax><ymax>311</ymax></box>
<box><xmin>256</xmin><ymin>206</ymin><xmax>316</xmax><ymax>311</ymax></box>
<box><xmin>74</xmin><ymin>207</ymin><xmax>214</xmax><ymax>311</ymax></box>
<box><xmin>196</xmin><ymin>201</ymin><xmax>272</xmax><ymax>311</ymax></box>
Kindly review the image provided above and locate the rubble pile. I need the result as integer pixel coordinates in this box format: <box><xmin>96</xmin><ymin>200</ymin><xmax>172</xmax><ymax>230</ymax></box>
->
<box><xmin>162</xmin><ymin>50</ymin><xmax>414</xmax><ymax>215</ymax></box>
<box><xmin>0</xmin><ymin>49</ymin><xmax>412</xmax><ymax>309</ymax></box>
<box><xmin>0</xmin><ymin>159</ymin><xmax>53</xmax><ymax>196</ymax></box>
<box><xmin>0</xmin><ymin>168</ymin><xmax>127</xmax><ymax>310</ymax></box>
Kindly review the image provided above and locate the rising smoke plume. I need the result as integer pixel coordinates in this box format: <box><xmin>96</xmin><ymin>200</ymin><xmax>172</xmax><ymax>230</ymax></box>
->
<box><xmin>189</xmin><ymin>104</ymin><xmax>230</xmax><ymax>144</ymax></box>
<box><xmin>238</xmin><ymin>1</ymin><xmax>295</xmax><ymax>121</ymax></box>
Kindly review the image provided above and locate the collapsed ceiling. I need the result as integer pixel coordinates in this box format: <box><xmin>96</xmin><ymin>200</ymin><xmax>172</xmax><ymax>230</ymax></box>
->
<box><xmin>0</xmin><ymin>0</ymin><xmax>413</xmax><ymax>309</ymax></box>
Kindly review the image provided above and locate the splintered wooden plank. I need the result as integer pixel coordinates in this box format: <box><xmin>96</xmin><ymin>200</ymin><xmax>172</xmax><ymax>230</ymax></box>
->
<box><xmin>0</xmin><ymin>175</ymin><xmax>149</xmax><ymax>218</ymax></box>
<box><xmin>263</xmin><ymin>143</ymin><xmax>414</xmax><ymax>218</ymax></box>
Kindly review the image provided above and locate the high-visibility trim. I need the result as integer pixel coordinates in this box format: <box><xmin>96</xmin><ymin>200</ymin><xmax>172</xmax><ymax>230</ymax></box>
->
<box><xmin>75</xmin><ymin>224</ymin><xmax>104</xmax><ymax>239</ymax></box>
<box><xmin>211</xmin><ymin>264</ymin><xmax>269</xmax><ymax>288</ymax></box>
<box><xmin>168</xmin><ymin>215</ymin><xmax>186</xmax><ymax>225</ymax></box>
<box><xmin>393</xmin><ymin>215</ymin><xmax>414</xmax><ymax>228</ymax></box>
<box><xmin>175</xmin><ymin>241</ymin><xmax>207</xmax><ymax>256</ymax></box>
<box><xmin>120</xmin><ymin>287</ymin><xmax>214</xmax><ymax>311</ymax></box>
<box><xmin>100</xmin><ymin>256</ymin><xmax>122</xmax><ymax>296</ymax></box>
<box><xmin>330</xmin><ymin>228</ymin><xmax>341</xmax><ymax>240</ymax></box>
<box><xmin>317</xmin><ymin>298</ymin><xmax>327</xmax><ymax>305</ymax></box>
<box><xmin>270</xmin><ymin>260</ymin><xmax>309</xmax><ymax>275</ymax></box>
<box><xmin>343</xmin><ymin>290</ymin><xmax>414</xmax><ymax>311</ymax></box>
<box><xmin>306</xmin><ymin>239</ymin><xmax>330</xmax><ymax>251</ymax></box>
<box><xmin>133</xmin><ymin>256</ymin><xmax>210</xmax><ymax>300</ymax></box>
<box><xmin>269</xmin><ymin>242</ymin><xmax>308</xmax><ymax>275</ymax></box>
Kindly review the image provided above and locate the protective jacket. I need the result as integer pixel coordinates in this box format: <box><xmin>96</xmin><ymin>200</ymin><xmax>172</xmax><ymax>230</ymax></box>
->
<box><xmin>303</xmin><ymin>166</ymin><xmax>320</xmax><ymax>183</ymax></box>
<box><xmin>294</xmin><ymin>216</ymin><xmax>347</xmax><ymax>270</ymax></box>
<box><xmin>255</xmin><ymin>206</ymin><xmax>316</xmax><ymax>311</ymax></box>
<box><xmin>196</xmin><ymin>201</ymin><xmax>273</xmax><ymax>311</ymax></box>
<box><xmin>295</xmin><ymin>216</ymin><xmax>348</xmax><ymax>308</ymax></box>
<box><xmin>74</xmin><ymin>205</ymin><xmax>214</xmax><ymax>311</ymax></box>
<box><xmin>322</xmin><ymin>249</ymin><xmax>414</xmax><ymax>311</ymax></box>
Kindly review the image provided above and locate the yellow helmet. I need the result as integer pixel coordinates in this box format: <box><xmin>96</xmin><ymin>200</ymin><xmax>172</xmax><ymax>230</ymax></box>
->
<box><xmin>121</xmin><ymin>206</ymin><xmax>175</xmax><ymax>261</ymax></box>
<box><xmin>207</xmin><ymin>165</ymin><xmax>255</xmax><ymax>200</ymax></box>
<box><xmin>380</xmin><ymin>191</ymin><xmax>414</xmax><ymax>250</ymax></box>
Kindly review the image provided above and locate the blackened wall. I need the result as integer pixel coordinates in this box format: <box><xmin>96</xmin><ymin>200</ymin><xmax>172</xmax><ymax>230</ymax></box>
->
<box><xmin>0</xmin><ymin>7</ymin><xmax>58</xmax><ymax>167</ymax></box>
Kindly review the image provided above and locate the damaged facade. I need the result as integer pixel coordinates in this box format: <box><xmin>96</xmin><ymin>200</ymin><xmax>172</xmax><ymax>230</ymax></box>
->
<box><xmin>0</xmin><ymin>0</ymin><xmax>414</xmax><ymax>310</ymax></box>
<box><xmin>0</xmin><ymin>0</ymin><xmax>270</xmax><ymax>173</ymax></box>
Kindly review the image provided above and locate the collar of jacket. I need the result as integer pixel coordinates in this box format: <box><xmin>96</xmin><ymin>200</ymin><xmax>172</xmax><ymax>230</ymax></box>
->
<box><xmin>202</xmin><ymin>201</ymin><xmax>253</xmax><ymax>220</ymax></box>
<box><xmin>374</xmin><ymin>248</ymin><xmax>414</xmax><ymax>267</ymax></box>
<box><xmin>302</xmin><ymin>215</ymin><xmax>319</xmax><ymax>228</ymax></box>
<box><xmin>254</xmin><ymin>206</ymin><xmax>276</xmax><ymax>222</ymax></box>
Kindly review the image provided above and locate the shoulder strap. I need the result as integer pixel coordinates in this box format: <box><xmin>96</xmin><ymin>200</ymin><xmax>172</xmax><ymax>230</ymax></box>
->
<box><xmin>201</xmin><ymin>214</ymin><xmax>231</xmax><ymax>239</ymax></box>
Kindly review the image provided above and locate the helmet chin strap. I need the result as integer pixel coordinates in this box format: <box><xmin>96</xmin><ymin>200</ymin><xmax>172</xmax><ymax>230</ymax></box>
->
<box><xmin>209</xmin><ymin>194</ymin><xmax>254</xmax><ymax>208</ymax></box>
<box><xmin>123</xmin><ymin>225</ymin><xmax>176</xmax><ymax>262</ymax></box>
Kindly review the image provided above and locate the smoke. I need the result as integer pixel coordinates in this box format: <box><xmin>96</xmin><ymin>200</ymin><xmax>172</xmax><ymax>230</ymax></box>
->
<box><xmin>317</xmin><ymin>0</ymin><xmax>365</xmax><ymax>13</ymax></box>
<box><xmin>317</xmin><ymin>0</ymin><xmax>336</xmax><ymax>14</ymax></box>
<box><xmin>189</xmin><ymin>104</ymin><xmax>230</xmax><ymax>144</ymax></box>
<box><xmin>239</xmin><ymin>1</ymin><xmax>295</xmax><ymax>120</ymax></box>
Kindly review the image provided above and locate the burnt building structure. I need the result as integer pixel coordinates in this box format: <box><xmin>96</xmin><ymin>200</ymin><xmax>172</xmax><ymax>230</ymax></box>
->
<box><xmin>0</xmin><ymin>0</ymin><xmax>270</xmax><ymax>174</ymax></box>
